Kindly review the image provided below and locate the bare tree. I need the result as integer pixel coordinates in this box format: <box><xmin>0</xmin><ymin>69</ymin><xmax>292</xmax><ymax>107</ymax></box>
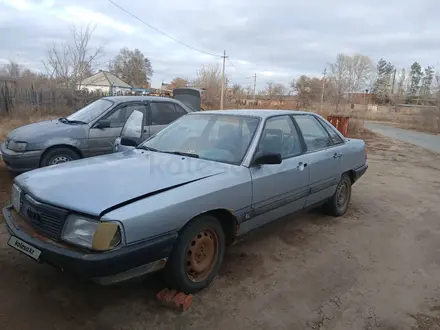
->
<box><xmin>3</xmin><ymin>60</ymin><xmax>21</xmax><ymax>78</ymax></box>
<box><xmin>264</xmin><ymin>82</ymin><xmax>288</xmax><ymax>103</ymax></box>
<box><xmin>191</xmin><ymin>64</ymin><xmax>224</xmax><ymax>109</ymax></box>
<box><xmin>433</xmin><ymin>70</ymin><xmax>440</xmax><ymax>109</ymax></box>
<box><xmin>328</xmin><ymin>53</ymin><xmax>351</xmax><ymax>111</ymax></box>
<box><xmin>291</xmin><ymin>75</ymin><xmax>323</xmax><ymax>108</ymax></box>
<box><xmin>395</xmin><ymin>68</ymin><xmax>407</xmax><ymax>103</ymax></box>
<box><xmin>169</xmin><ymin>77</ymin><xmax>189</xmax><ymax>89</ymax></box>
<box><xmin>43</xmin><ymin>23</ymin><xmax>103</xmax><ymax>90</ymax></box>
<box><xmin>346</xmin><ymin>54</ymin><xmax>374</xmax><ymax>101</ymax></box>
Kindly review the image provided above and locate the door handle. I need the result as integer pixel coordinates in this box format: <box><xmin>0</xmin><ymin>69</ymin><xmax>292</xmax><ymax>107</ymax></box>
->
<box><xmin>143</xmin><ymin>129</ymin><xmax>148</xmax><ymax>133</ymax></box>
<box><xmin>297</xmin><ymin>162</ymin><xmax>308</xmax><ymax>169</ymax></box>
<box><xmin>333</xmin><ymin>153</ymin><xmax>342</xmax><ymax>159</ymax></box>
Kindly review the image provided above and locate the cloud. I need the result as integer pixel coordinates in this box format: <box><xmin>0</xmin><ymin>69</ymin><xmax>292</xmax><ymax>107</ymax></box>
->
<box><xmin>1</xmin><ymin>0</ymin><xmax>440</xmax><ymax>90</ymax></box>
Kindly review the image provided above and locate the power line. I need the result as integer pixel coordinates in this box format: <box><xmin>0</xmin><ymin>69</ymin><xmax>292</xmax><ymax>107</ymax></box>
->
<box><xmin>107</xmin><ymin>0</ymin><xmax>221</xmax><ymax>57</ymax></box>
<box><xmin>227</xmin><ymin>58</ymin><xmax>253</xmax><ymax>79</ymax></box>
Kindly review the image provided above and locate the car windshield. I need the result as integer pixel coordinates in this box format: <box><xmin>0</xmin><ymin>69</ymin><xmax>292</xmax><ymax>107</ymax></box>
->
<box><xmin>139</xmin><ymin>113</ymin><xmax>261</xmax><ymax>165</ymax></box>
<box><xmin>67</xmin><ymin>99</ymin><xmax>114</xmax><ymax>123</ymax></box>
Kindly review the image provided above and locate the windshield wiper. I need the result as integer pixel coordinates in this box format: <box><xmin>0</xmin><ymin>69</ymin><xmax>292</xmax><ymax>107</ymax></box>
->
<box><xmin>163</xmin><ymin>151</ymin><xmax>199</xmax><ymax>158</ymax></box>
<box><xmin>58</xmin><ymin>117</ymin><xmax>87</xmax><ymax>125</ymax></box>
<box><xmin>136</xmin><ymin>145</ymin><xmax>159</xmax><ymax>152</ymax></box>
<box><xmin>135</xmin><ymin>146</ymin><xmax>198</xmax><ymax>158</ymax></box>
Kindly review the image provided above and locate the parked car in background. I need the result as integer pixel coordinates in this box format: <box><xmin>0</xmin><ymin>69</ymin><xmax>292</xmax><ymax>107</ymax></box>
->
<box><xmin>3</xmin><ymin>110</ymin><xmax>367</xmax><ymax>293</ymax></box>
<box><xmin>0</xmin><ymin>88</ymin><xmax>201</xmax><ymax>172</ymax></box>
<box><xmin>113</xmin><ymin>88</ymin><xmax>202</xmax><ymax>153</ymax></box>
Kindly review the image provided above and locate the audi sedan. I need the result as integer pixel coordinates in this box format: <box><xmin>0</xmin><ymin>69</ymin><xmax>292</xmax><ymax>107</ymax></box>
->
<box><xmin>3</xmin><ymin>109</ymin><xmax>367</xmax><ymax>293</ymax></box>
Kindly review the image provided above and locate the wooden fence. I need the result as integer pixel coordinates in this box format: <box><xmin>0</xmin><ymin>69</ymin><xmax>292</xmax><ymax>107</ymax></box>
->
<box><xmin>0</xmin><ymin>81</ymin><xmax>122</xmax><ymax>115</ymax></box>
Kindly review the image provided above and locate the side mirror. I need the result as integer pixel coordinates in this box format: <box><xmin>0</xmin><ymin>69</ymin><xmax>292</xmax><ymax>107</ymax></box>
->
<box><xmin>252</xmin><ymin>152</ymin><xmax>282</xmax><ymax>166</ymax></box>
<box><xmin>96</xmin><ymin>119</ymin><xmax>111</xmax><ymax>129</ymax></box>
<box><xmin>120</xmin><ymin>137</ymin><xmax>138</xmax><ymax>147</ymax></box>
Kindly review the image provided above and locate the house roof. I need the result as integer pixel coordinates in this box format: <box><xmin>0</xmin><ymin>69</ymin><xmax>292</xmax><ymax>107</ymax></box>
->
<box><xmin>79</xmin><ymin>71</ymin><xmax>132</xmax><ymax>88</ymax></box>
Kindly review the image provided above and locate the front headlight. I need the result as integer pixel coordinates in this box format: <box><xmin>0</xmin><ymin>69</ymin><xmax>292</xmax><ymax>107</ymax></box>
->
<box><xmin>7</xmin><ymin>141</ymin><xmax>27</xmax><ymax>152</ymax></box>
<box><xmin>61</xmin><ymin>214</ymin><xmax>123</xmax><ymax>251</ymax></box>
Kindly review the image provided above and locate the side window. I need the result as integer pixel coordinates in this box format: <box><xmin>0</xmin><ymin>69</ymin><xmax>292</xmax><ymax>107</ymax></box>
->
<box><xmin>258</xmin><ymin>116</ymin><xmax>302</xmax><ymax>159</ymax></box>
<box><xmin>150</xmin><ymin>102</ymin><xmax>185</xmax><ymax>125</ymax></box>
<box><xmin>104</xmin><ymin>104</ymin><xmax>143</xmax><ymax>128</ymax></box>
<box><xmin>174</xmin><ymin>104</ymin><xmax>188</xmax><ymax>117</ymax></box>
<box><xmin>318</xmin><ymin>118</ymin><xmax>344</xmax><ymax>145</ymax></box>
<box><xmin>293</xmin><ymin>115</ymin><xmax>333</xmax><ymax>152</ymax></box>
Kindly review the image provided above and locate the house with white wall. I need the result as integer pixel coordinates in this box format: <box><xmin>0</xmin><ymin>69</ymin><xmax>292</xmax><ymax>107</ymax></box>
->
<box><xmin>77</xmin><ymin>70</ymin><xmax>132</xmax><ymax>95</ymax></box>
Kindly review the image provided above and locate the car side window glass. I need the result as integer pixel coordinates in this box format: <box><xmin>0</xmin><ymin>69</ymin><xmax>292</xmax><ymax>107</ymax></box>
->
<box><xmin>150</xmin><ymin>102</ymin><xmax>184</xmax><ymax>125</ymax></box>
<box><xmin>104</xmin><ymin>104</ymin><xmax>141</xmax><ymax>128</ymax></box>
<box><xmin>294</xmin><ymin>115</ymin><xmax>333</xmax><ymax>152</ymax></box>
<box><xmin>258</xmin><ymin>116</ymin><xmax>302</xmax><ymax>159</ymax></box>
<box><xmin>318</xmin><ymin>118</ymin><xmax>344</xmax><ymax>145</ymax></box>
<box><xmin>174</xmin><ymin>104</ymin><xmax>188</xmax><ymax>117</ymax></box>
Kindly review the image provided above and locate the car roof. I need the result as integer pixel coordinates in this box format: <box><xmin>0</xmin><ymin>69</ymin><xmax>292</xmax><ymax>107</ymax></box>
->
<box><xmin>193</xmin><ymin>109</ymin><xmax>313</xmax><ymax>118</ymax></box>
<box><xmin>102</xmin><ymin>96</ymin><xmax>182</xmax><ymax>104</ymax></box>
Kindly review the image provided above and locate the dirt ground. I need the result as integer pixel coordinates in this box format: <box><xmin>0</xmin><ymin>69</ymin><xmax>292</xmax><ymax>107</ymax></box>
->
<box><xmin>1</xmin><ymin>132</ymin><xmax>440</xmax><ymax>330</ymax></box>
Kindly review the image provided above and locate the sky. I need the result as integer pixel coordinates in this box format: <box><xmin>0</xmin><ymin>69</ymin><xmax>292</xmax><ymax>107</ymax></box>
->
<box><xmin>1</xmin><ymin>0</ymin><xmax>440</xmax><ymax>90</ymax></box>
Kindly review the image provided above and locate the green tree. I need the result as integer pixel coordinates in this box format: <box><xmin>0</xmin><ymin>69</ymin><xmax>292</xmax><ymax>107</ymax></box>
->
<box><xmin>420</xmin><ymin>66</ymin><xmax>434</xmax><ymax>97</ymax></box>
<box><xmin>409</xmin><ymin>62</ymin><xmax>423</xmax><ymax>97</ymax></box>
<box><xmin>372</xmin><ymin>58</ymin><xmax>394</xmax><ymax>103</ymax></box>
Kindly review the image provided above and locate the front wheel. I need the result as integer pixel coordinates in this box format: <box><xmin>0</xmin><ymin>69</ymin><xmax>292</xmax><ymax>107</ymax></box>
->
<box><xmin>163</xmin><ymin>215</ymin><xmax>225</xmax><ymax>293</ymax></box>
<box><xmin>323</xmin><ymin>174</ymin><xmax>352</xmax><ymax>217</ymax></box>
<box><xmin>40</xmin><ymin>147</ymin><xmax>80</xmax><ymax>167</ymax></box>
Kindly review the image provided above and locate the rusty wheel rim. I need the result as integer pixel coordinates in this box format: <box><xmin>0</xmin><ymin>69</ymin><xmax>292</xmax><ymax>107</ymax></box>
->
<box><xmin>185</xmin><ymin>229</ymin><xmax>219</xmax><ymax>282</ymax></box>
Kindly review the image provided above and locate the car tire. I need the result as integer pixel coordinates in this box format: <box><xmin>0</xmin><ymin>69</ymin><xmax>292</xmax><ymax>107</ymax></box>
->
<box><xmin>40</xmin><ymin>147</ymin><xmax>80</xmax><ymax>167</ymax></box>
<box><xmin>163</xmin><ymin>214</ymin><xmax>225</xmax><ymax>293</ymax></box>
<box><xmin>323</xmin><ymin>174</ymin><xmax>352</xmax><ymax>217</ymax></box>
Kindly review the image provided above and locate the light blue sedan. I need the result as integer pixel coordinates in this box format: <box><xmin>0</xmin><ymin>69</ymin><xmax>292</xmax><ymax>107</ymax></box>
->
<box><xmin>3</xmin><ymin>109</ymin><xmax>367</xmax><ymax>293</ymax></box>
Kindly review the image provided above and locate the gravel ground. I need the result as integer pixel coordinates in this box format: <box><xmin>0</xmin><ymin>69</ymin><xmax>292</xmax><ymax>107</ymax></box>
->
<box><xmin>1</xmin><ymin>131</ymin><xmax>440</xmax><ymax>330</ymax></box>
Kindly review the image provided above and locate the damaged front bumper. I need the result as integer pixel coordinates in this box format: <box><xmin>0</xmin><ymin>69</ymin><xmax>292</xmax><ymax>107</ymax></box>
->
<box><xmin>2</xmin><ymin>205</ymin><xmax>176</xmax><ymax>285</ymax></box>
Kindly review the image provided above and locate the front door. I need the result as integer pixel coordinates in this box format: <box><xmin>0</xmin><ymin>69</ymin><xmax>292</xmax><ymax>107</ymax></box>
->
<box><xmin>292</xmin><ymin>114</ymin><xmax>343</xmax><ymax>207</ymax></box>
<box><xmin>241</xmin><ymin>115</ymin><xmax>310</xmax><ymax>234</ymax></box>
<box><xmin>88</xmin><ymin>102</ymin><xmax>147</xmax><ymax>157</ymax></box>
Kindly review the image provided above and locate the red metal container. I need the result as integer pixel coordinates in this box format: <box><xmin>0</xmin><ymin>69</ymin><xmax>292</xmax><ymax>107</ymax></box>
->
<box><xmin>327</xmin><ymin>116</ymin><xmax>350</xmax><ymax>137</ymax></box>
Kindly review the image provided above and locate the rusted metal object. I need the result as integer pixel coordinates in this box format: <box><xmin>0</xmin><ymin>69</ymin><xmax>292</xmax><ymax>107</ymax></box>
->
<box><xmin>185</xmin><ymin>229</ymin><xmax>219</xmax><ymax>282</ymax></box>
<box><xmin>156</xmin><ymin>288</ymin><xmax>193</xmax><ymax>312</ymax></box>
<box><xmin>327</xmin><ymin>115</ymin><xmax>350</xmax><ymax>137</ymax></box>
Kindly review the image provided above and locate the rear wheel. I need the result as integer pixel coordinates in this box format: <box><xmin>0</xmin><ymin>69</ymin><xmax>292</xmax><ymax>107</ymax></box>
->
<box><xmin>40</xmin><ymin>147</ymin><xmax>80</xmax><ymax>167</ymax></box>
<box><xmin>323</xmin><ymin>174</ymin><xmax>352</xmax><ymax>217</ymax></box>
<box><xmin>164</xmin><ymin>214</ymin><xmax>225</xmax><ymax>293</ymax></box>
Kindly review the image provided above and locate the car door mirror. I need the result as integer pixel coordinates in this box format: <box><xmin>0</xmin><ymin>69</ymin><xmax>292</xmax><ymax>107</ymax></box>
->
<box><xmin>120</xmin><ymin>137</ymin><xmax>138</xmax><ymax>147</ymax></box>
<box><xmin>252</xmin><ymin>152</ymin><xmax>282</xmax><ymax>166</ymax></box>
<box><xmin>96</xmin><ymin>119</ymin><xmax>111</xmax><ymax>129</ymax></box>
<box><xmin>120</xmin><ymin>109</ymin><xmax>144</xmax><ymax>141</ymax></box>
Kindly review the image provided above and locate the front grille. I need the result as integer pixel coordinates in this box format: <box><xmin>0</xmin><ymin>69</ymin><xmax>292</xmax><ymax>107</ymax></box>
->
<box><xmin>20</xmin><ymin>195</ymin><xmax>68</xmax><ymax>240</ymax></box>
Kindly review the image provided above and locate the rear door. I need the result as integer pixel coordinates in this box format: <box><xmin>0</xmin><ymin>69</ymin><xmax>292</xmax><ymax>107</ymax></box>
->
<box><xmin>88</xmin><ymin>102</ymin><xmax>146</xmax><ymax>156</ymax></box>
<box><xmin>292</xmin><ymin>114</ymin><xmax>342</xmax><ymax>207</ymax></box>
<box><xmin>146</xmin><ymin>101</ymin><xmax>189</xmax><ymax>137</ymax></box>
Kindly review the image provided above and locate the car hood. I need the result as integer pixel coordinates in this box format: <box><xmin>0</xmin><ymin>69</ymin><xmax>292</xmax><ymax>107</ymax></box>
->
<box><xmin>14</xmin><ymin>150</ymin><xmax>229</xmax><ymax>216</ymax></box>
<box><xmin>7</xmin><ymin>119</ymin><xmax>86</xmax><ymax>142</ymax></box>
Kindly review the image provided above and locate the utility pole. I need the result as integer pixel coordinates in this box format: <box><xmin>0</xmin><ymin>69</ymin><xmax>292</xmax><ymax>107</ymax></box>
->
<box><xmin>252</xmin><ymin>73</ymin><xmax>257</xmax><ymax>103</ymax></box>
<box><xmin>320</xmin><ymin>68</ymin><xmax>327</xmax><ymax>112</ymax></box>
<box><xmin>220</xmin><ymin>50</ymin><xmax>228</xmax><ymax>110</ymax></box>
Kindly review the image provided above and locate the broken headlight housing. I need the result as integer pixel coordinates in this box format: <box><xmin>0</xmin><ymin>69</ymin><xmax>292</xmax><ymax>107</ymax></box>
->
<box><xmin>61</xmin><ymin>214</ymin><xmax>123</xmax><ymax>251</ymax></box>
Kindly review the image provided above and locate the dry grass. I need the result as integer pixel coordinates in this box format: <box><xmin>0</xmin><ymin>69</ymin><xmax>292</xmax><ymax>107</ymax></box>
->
<box><xmin>0</xmin><ymin>114</ymin><xmax>58</xmax><ymax>141</ymax></box>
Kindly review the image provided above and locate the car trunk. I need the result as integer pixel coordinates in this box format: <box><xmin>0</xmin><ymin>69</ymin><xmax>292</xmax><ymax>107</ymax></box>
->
<box><xmin>172</xmin><ymin>88</ymin><xmax>203</xmax><ymax>112</ymax></box>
